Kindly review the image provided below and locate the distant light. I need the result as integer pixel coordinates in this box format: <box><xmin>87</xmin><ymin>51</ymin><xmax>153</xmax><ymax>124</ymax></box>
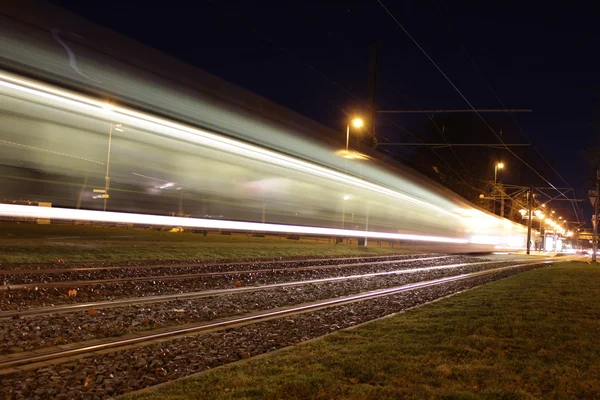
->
<box><xmin>519</xmin><ymin>209</ymin><xmax>527</xmax><ymax>216</ymax></box>
<box><xmin>343</xmin><ymin>195</ymin><xmax>351</xmax><ymax>200</ymax></box>
<box><xmin>158</xmin><ymin>182</ymin><xmax>174</xmax><ymax>189</ymax></box>
<box><xmin>114</xmin><ymin>127</ymin><xmax>124</xmax><ymax>132</ymax></box>
<box><xmin>542</xmin><ymin>204</ymin><xmax>546</xmax><ymax>208</ymax></box>
<box><xmin>496</xmin><ymin>162</ymin><xmax>504</xmax><ymax>169</ymax></box>
<box><xmin>479</xmin><ymin>194</ymin><xmax>484</xmax><ymax>199</ymax></box>
<box><xmin>352</xmin><ymin>118</ymin><xmax>364</xmax><ymax>128</ymax></box>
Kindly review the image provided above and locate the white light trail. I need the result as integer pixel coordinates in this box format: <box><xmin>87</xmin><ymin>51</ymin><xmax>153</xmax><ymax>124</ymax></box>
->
<box><xmin>0</xmin><ymin>204</ymin><xmax>468</xmax><ymax>244</ymax></box>
<box><xmin>0</xmin><ymin>71</ymin><xmax>458</xmax><ymax>219</ymax></box>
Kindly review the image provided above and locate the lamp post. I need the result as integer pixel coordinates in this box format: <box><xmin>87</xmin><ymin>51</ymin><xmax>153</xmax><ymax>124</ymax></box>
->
<box><xmin>493</xmin><ymin>162</ymin><xmax>504</xmax><ymax>216</ymax></box>
<box><xmin>103</xmin><ymin>122</ymin><xmax>115</xmax><ymax>212</ymax></box>
<box><xmin>346</xmin><ymin>118</ymin><xmax>364</xmax><ymax>152</ymax></box>
<box><xmin>342</xmin><ymin>195</ymin><xmax>350</xmax><ymax>229</ymax></box>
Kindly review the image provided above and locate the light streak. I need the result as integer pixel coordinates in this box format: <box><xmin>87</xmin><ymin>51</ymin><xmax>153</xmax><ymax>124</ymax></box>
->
<box><xmin>0</xmin><ymin>204</ymin><xmax>468</xmax><ymax>244</ymax></box>
<box><xmin>0</xmin><ymin>70</ymin><xmax>458</xmax><ymax>219</ymax></box>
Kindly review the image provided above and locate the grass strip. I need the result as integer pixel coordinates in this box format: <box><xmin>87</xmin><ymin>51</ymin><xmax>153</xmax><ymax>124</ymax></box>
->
<box><xmin>123</xmin><ymin>262</ymin><xmax>600</xmax><ymax>399</ymax></box>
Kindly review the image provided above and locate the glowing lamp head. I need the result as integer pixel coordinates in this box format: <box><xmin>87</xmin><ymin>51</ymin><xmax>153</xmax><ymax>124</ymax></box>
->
<box><xmin>351</xmin><ymin>118</ymin><xmax>364</xmax><ymax>128</ymax></box>
<box><xmin>343</xmin><ymin>195</ymin><xmax>351</xmax><ymax>201</ymax></box>
<box><xmin>496</xmin><ymin>162</ymin><xmax>504</xmax><ymax>169</ymax></box>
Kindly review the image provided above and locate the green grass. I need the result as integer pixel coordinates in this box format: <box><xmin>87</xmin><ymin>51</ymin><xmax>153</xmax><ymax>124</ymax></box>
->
<box><xmin>0</xmin><ymin>222</ymin><xmax>410</xmax><ymax>263</ymax></box>
<box><xmin>123</xmin><ymin>262</ymin><xmax>600</xmax><ymax>399</ymax></box>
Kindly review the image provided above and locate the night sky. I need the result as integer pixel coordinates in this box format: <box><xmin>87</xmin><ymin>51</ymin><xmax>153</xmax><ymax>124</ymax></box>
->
<box><xmin>49</xmin><ymin>0</ymin><xmax>600</xmax><ymax>223</ymax></box>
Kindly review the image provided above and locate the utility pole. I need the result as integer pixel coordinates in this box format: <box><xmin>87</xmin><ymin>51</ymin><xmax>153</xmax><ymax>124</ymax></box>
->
<box><xmin>367</xmin><ymin>41</ymin><xmax>379</xmax><ymax>148</ymax></box>
<box><xmin>103</xmin><ymin>123</ymin><xmax>114</xmax><ymax>212</ymax></box>
<box><xmin>594</xmin><ymin>169</ymin><xmax>599</xmax><ymax>262</ymax></box>
<box><xmin>526</xmin><ymin>186</ymin><xmax>533</xmax><ymax>255</ymax></box>
<box><xmin>499</xmin><ymin>185</ymin><xmax>505</xmax><ymax>218</ymax></box>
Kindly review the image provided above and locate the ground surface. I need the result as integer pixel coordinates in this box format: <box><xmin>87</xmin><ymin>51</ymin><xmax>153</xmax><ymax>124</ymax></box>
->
<box><xmin>0</xmin><ymin>222</ymin><xmax>408</xmax><ymax>263</ymax></box>
<box><xmin>123</xmin><ymin>261</ymin><xmax>600</xmax><ymax>400</ymax></box>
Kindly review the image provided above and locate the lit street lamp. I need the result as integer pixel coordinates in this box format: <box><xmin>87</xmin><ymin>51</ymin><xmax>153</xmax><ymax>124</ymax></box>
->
<box><xmin>346</xmin><ymin>118</ymin><xmax>364</xmax><ymax>152</ymax></box>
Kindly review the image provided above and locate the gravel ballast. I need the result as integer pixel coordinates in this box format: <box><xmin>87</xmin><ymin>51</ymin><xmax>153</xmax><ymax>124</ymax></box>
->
<box><xmin>0</xmin><ymin>261</ymin><xmax>506</xmax><ymax>355</ymax></box>
<box><xmin>0</xmin><ymin>263</ymin><xmax>546</xmax><ymax>400</ymax></box>
<box><xmin>0</xmin><ymin>256</ymin><xmax>476</xmax><ymax>310</ymax></box>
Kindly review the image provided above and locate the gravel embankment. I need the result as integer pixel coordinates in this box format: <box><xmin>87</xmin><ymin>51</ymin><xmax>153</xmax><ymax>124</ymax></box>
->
<box><xmin>0</xmin><ymin>253</ymin><xmax>429</xmax><ymax>272</ymax></box>
<box><xmin>0</xmin><ymin>263</ymin><xmax>546</xmax><ymax>400</ymax></box>
<box><xmin>0</xmin><ymin>255</ymin><xmax>457</xmax><ymax>285</ymax></box>
<box><xmin>0</xmin><ymin>261</ymin><xmax>502</xmax><ymax>354</ymax></box>
<box><xmin>0</xmin><ymin>256</ymin><xmax>477</xmax><ymax>310</ymax></box>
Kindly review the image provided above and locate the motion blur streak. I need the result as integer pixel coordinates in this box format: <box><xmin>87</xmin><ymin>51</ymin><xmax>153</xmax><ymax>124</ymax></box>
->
<box><xmin>0</xmin><ymin>204</ymin><xmax>468</xmax><ymax>244</ymax></box>
<box><xmin>0</xmin><ymin>68</ymin><xmax>530</xmax><ymax>251</ymax></box>
<box><xmin>1</xmin><ymin>0</ymin><xmax>536</xmax><ymax>253</ymax></box>
<box><xmin>0</xmin><ymin>72</ymin><xmax>451</xmax><ymax>216</ymax></box>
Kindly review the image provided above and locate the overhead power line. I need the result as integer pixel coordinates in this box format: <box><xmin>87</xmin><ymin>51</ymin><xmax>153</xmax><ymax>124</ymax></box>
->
<box><xmin>375</xmin><ymin>0</ymin><xmax>576</xmax><ymax>215</ymax></box>
<box><xmin>429</xmin><ymin>0</ymin><xmax>582</xmax><ymax>224</ymax></box>
<box><xmin>376</xmin><ymin>143</ymin><xmax>530</xmax><ymax>148</ymax></box>
<box><xmin>379</xmin><ymin>109</ymin><xmax>532</xmax><ymax>114</ymax></box>
<box><xmin>212</xmin><ymin>6</ymin><xmax>486</xmax><ymax>191</ymax></box>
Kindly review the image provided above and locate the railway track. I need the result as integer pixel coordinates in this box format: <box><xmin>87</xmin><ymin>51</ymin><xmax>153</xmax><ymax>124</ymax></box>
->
<box><xmin>0</xmin><ymin>259</ymin><xmax>552</xmax><ymax>372</ymax></box>
<box><xmin>0</xmin><ymin>259</ymin><xmax>510</xmax><ymax>318</ymax></box>
<box><xmin>0</xmin><ymin>253</ymin><xmax>439</xmax><ymax>274</ymax></box>
<box><xmin>0</xmin><ymin>255</ymin><xmax>456</xmax><ymax>289</ymax></box>
<box><xmin>1</xmin><ymin>255</ymin><xmax>577</xmax><ymax>399</ymax></box>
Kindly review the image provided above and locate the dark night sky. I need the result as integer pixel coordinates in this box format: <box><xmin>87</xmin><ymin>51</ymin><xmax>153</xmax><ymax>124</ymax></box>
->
<box><xmin>49</xmin><ymin>0</ymin><xmax>600</xmax><ymax>223</ymax></box>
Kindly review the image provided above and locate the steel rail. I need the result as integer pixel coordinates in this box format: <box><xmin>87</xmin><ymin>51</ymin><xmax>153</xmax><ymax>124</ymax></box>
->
<box><xmin>0</xmin><ymin>259</ymin><xmax>552</xmax><ymax>370</ymax></box>
<box><xmin>0</xmin><ymin>253</ymin><xmax>439</xmax><ymax>275</ymax></box>
<box><xmin>0</xmin><ymin>259</ymin><xmax>505</xmax><ymax>319</ymax></box>
<box><xmin>0</xmin><ymin>256</ymin><xmax>454</xmax><ymax>290</ymax></box>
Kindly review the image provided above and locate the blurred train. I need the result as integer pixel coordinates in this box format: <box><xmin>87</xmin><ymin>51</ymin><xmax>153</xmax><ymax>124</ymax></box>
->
<box><xmin>0</xmin><ymin>1</ymin><xmax>530</xmax><ymax>252</ymax></box>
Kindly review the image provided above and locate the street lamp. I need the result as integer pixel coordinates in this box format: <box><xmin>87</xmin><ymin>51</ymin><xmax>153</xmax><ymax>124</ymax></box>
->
<box><xmin>346</xmin><ymin>118</ymin><xmax>364</xmax><ymax>152</ymax></box>
<box><xmin>493</xmin><ymin>162</ymin><xmax>504</xmax><ymax>215</ymax></box>
<box><xmin>103</xmin><ymin>122</ymin><xmax>116</xmax><ymax>212</ymax></box>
